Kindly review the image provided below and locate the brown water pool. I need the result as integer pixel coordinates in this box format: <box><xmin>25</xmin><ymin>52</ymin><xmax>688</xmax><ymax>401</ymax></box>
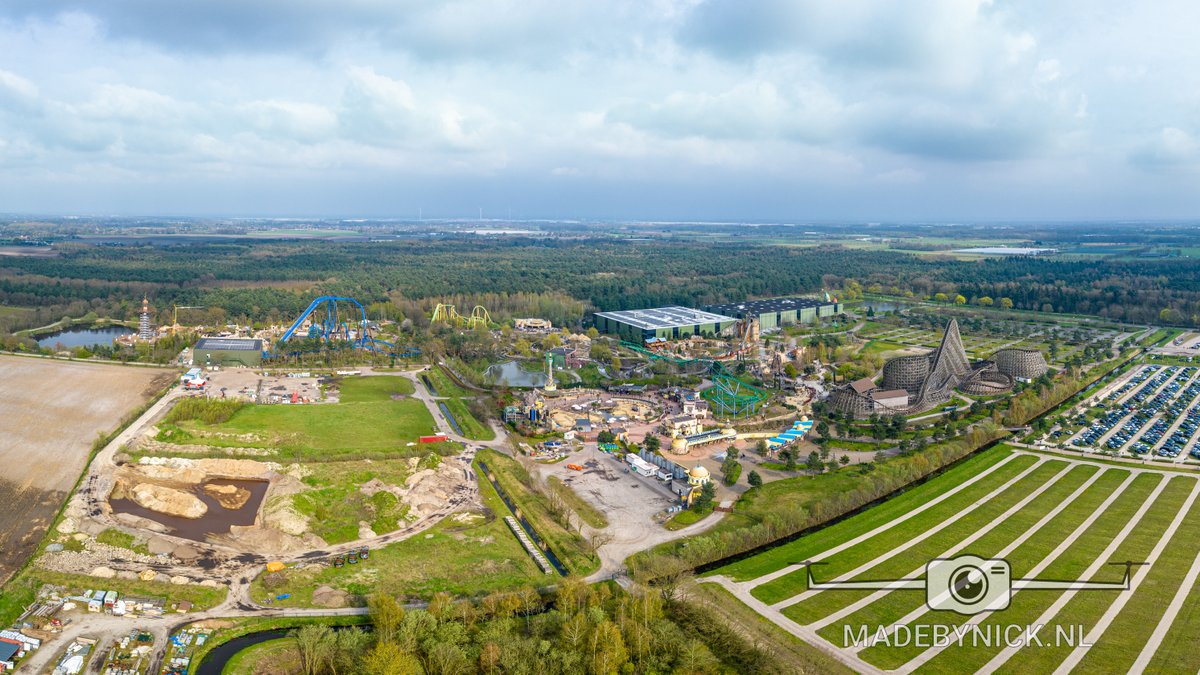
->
<box><xmin>110</xmin><ymin>479</ymin><xmax>269</xmax><ymax>542</ymax></box>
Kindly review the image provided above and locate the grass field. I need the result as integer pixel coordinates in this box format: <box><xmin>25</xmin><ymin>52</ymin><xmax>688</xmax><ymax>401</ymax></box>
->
<box><xmin>703</xmin><ymin>443</ymin><xmax>1200</xmax><ymax>672</ymax></box>
<box><xmin>441</xmin><ymin>396</ymin><xmax>494</xmax><ymax>441</ymax></box>
<box><xmin>337</xmin><ymin>375</ymin><xmax>414</xmax><ymax>401</ymax></box>
<box><xmin>222</xmin><ymin>637</ymin><xmax>300</xmax><ymax>675</ymax></box>
<box><xmin>417</xmin><ymin>366</ymin><xmax>494</xmax><ymax>441</ymax></box>
<box><xmin>96</xmin><ymin>528</ymin><xmax>150</xmax><ymax>555</ymax></box>
<box><xmin>290</xmin><ymin>461</ymin><xmax>415</xmax><ymax>544</ymax></box>
<box><xmin>423</xmin><ymin>367</ymin><xmax>469</xmax><ymax>398</ymax></box>
<box><xmin>166</xmin><ymin>375</ymin><xmax>442</xmax><ymax>460</ymax></box>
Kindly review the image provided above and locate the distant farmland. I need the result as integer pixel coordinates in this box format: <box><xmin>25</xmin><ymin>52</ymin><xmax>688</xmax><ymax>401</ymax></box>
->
<box><xmin>0</xmin><ymin>356</ymin><xmax>170</xmax><ymax>585</ymax></box>
<box><xmin>704</xmin><ymin>445</ymin><xmax>1200</xmax><ymax>673</ymax></box>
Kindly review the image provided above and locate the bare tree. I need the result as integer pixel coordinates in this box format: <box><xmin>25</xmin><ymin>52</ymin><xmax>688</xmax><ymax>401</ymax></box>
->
<box><xmin>294</xmin><ymin>624</ymin><xmax>334</xmax><ymax>675</ymax></box>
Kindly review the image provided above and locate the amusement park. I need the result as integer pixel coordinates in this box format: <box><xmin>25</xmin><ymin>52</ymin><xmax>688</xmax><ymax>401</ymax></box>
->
<box><xmin>4</xmin><ymin>281</ymin><xmax>1087</xmax><ymax>675</ymax></box>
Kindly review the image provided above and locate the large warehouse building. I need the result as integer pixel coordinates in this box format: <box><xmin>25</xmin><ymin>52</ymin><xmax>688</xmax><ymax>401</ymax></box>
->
<box><xmin>593</xmin><ymin>306</ymin><xmax>738</xmax><ymax>342</ymax></box>
<box><xmin>702</xmin><ymin>296</ymin><xmax>843</xmax><ymax>329</ymax></box>
<box><xmin>191</xmin><ymin>337</ymin><xmax>264</xmax><ymax>367</ymax></box>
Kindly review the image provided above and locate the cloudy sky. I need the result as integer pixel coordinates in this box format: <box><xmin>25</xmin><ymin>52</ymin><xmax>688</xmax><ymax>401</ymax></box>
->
<box><xmin>0</xmin><ymin>0</ymin><xmax>1198</xmax><ymax>220</ymax></box>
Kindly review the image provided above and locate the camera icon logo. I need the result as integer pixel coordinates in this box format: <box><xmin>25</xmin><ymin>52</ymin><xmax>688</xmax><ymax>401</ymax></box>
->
<box><xmin>926</xmin><ymin>555</ymin><xmax>1011</xmax><ymax>614</ymax></box>
<box><xmin>799</xmin><ymin>554</ymin><xmax>1143</xmax><ymax>618</ymax></box>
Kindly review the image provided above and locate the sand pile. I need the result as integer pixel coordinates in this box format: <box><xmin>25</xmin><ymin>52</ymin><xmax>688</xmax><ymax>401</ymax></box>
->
<box><xmin>400</xmin><ymin>461</ymin><xmax>464</xmax><ymax>517</ymax></box>
<box><xmin>203</xmin><ymin>483</ymin><xmax>252</xmax><ymax>510</ymax></box>
<box><xmin>130</xmin><ymin>484</ymin><xmax>207</xmax><ymax>519</ymax></box>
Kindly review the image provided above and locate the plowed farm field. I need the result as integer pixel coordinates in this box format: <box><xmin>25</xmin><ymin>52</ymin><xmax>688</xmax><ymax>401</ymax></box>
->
<box><xmin>0</xmin><ymin>355</ymin><xmax>170</xmax><ymax>584</ymax></box>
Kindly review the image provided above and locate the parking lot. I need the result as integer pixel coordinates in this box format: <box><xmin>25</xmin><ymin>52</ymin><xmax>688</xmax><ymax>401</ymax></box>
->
<box><xmin>525</xmin><ymin>445</ymin><xmax>725</xmax><ymax>578</ymax></box>
<box><xmin>1066</xmin><ymin>364</ymin><xmax>1200</xmax><ymax>461</ymax></box>
<box><xmin>188</xmin><ymin>368</ymin><xmax>325</xmax><ymax>403</ymax></box>
<box><xmin>1154</xmin><ymin>331</ymin><xmax>1200</xmax><ymax>356</ymax></box>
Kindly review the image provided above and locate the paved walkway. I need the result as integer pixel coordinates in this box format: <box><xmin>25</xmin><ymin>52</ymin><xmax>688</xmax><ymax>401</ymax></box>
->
<box><xmin>855</xmin><ymin>466</ymin><xmax>1114</xmax><ymax>652</ymax></box>
<box><xmin>808</xmin><ymin>461</ymin><xmax>1071</xmax><ymax>631</ymax></box>
<box><xmin>775</xmin><ymin>458</ymin><xmax>1048</xmax><ymax>611</ymax></box>
<box><xmin>1129</xmin><ymin>508</ymin><xmax>1200</xmax><ymax>671</ymax></box>
<box><xmin>973</xmin><ymin>474</ymin><xmax>1179</xmax><ymax>674</ymax></box>
<box><xmin>1051</xmin><ymin>478</ymin><xmax>1200</xmax><ymax>675</ymax></box>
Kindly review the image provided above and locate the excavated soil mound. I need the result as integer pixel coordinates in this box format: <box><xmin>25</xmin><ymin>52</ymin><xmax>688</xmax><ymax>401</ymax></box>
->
<box><xmin>312</xmin><ymin>585</ymin><xmax>350</xmax><ymax>608</ymax></box>
<box><xmin>202</xmin><ymin>483</ymin><xmax>252</xmax><ymax>510</ymax></box>
<box><xmin>130</xmin><ymin>484</ymin><xmax>207</xmax><ymax>519</ymax></box>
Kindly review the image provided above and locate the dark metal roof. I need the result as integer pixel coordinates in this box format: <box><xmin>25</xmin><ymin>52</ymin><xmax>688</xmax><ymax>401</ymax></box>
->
<box><xmin>704</xmin><ymin>296</ymin><xmax>839</xmax><ymax>317</ymax></box>
<box><xmin>195</xmin><ymin>337</ymin><xmax>263</xmax><ymax>351</ymax></box>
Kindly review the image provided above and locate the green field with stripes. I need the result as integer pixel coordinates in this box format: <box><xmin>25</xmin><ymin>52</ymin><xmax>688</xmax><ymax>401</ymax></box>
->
<box><xmin>703</xmin><ymin>444</ymin><xmax>1200</xmax><ymax>673</ymax></box>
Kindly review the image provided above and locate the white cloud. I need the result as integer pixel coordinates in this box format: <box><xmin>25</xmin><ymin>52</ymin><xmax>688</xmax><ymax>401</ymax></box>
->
<box><xmin>0</xmin><ymin>0</ymin><xmax>1198</xmax><ymax>217</ymax></box>
<box><xmin>1130</xmin><ymin>127</ymin><xmax>1200</xmax><ymax>170</ymax></box>
<box><xmin>0</xmin><ymin>68</ymin><xmax>40</xmax><ymax>112</ymax></box>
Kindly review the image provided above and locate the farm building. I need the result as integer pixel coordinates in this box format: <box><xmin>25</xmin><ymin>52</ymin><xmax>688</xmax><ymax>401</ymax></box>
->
<box><xmin>592</xmin><ymin>306</ymin><xmax>737</xmax><ymax>342</ymax></box>
<box><xmin>702</xmin><ymin>296</ymin><xmax>843</xmax><ymax>329</ymax></box>
<box><xmin>191</xmin><ymin>337</ymin><xmax>264</xmax><ymax>367</ymax></box>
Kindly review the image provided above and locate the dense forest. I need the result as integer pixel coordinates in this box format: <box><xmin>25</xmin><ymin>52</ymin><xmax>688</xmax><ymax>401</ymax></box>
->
<box><xmin>274</xmin><ymin>580</ymin><xmax>792</xmax><ymax>675</ymax></box>
<box><xmin>4</xmin><ymin>235</ymin><xmax>1200</xmax><ymax>334</ymax></box>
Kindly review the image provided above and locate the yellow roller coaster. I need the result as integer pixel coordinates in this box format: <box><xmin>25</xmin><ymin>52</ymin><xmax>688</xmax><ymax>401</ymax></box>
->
<box><xmin>431</xmin><ymin>303</ymin><xmax>492</xmax><ymax>330</ymax></box>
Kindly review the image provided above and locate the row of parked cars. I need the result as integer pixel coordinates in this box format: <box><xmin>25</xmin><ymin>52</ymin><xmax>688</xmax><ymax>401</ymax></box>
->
<box><xmin>1111</xmin><ymin>368</ymin><xmax>1190</xmax><ymax>452</ymax></box>
<box><xmin>1071</xmin><ymin>365</ymin><xmax>1196</xmax><ymax>454</ymax></box>
<box><xmin>1072</xmin><ymin>366</ymin><xmax>1171</xmax><ymax>448</ymax></box>
<box><xmin>1146</xmin><ymin>375</ymin><xmax>1200</xmax><ymax>458</ymax></box>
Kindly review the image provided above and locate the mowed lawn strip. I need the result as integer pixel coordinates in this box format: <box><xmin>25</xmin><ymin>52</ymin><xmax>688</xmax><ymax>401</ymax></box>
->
<box><xmin>717</xmin><ymin>446</ymin><xmax>1017</xmax><ymax>583</ymax></box>
<box><xmin>1143</xmin><ymin>519</ymin><xmax>1200</xmax><ymax>672</ymax></box>
<box><xmin>746</xmin><ymin>450</ymin><xmax>1028</xmax><ymax>604</ymax></box>
<box><xmin>817</xmin><ymin>464</ymin><xmax>1101</xmax><ymax>646</ymax></box>
<box><xmin>1071</xmin><ymin>477</ymin><xmax>1200</xmax><ymax>673</ymax></box>
<box><xmin>858</xmin><ymin>468</ymin><xmax>1142</xmax><ymax>671</ymax></box>
<box><xmin>782</xmin><ymin>460</ymin><xmax>1069</xmax><ymax>625</ymax></box>
<box><xmin>442</xmin><ymin>396</ymin><xmax>494</xmax><ymax>441</ymax></box>
<box><xmin>179</xmin><ymin>397</ymin><xmax>440</xmax><ymax>459</ymax></box>
<box><xmin>965</xmin><ymin>473</ymin><xmax>1193</xmax><ymax>674</ymax></box>
<box><xmin>424</xmin><ymin>367</ymin><xmax>469</xmax><ymax>398</ymax></box>
<box><xmin>338</xmin><ymin>375</ymin><xmax>415</xmax><ymax>402</ymax></box>
<box><xmin>750</xmin><ymin>453</ymin><xmax>1032</xmax><ymax>603</ymax></box>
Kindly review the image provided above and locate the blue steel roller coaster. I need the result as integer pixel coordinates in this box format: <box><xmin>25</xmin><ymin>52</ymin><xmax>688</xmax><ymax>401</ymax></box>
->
<box><xmin>276</xmin><ymin>295</ymin><xmax>420</xmax><ymax>358</ymax></box>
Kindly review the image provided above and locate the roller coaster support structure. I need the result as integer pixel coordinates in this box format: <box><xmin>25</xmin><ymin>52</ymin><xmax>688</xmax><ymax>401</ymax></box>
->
<box><xmin>278</xmin><ymin>295</ymin><xmax>420</xmax><ymax>358</ymax></box>
<box><xmin>620</xmin><ymin>341</ymin><xmax>768</xmax><ymax>417</ymax></box>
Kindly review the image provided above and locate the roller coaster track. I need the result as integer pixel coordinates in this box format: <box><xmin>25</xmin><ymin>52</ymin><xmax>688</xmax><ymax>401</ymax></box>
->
<box><xmin>277</xmin><ymin>295</ymin><xmax>420</xmax><ymax>357</ymax></box>
<box><xmin>431</xmin><ymin>303</ymin><xmax>492</xmax><ymax>330</ymax></box>
<box><xmin>620</xmin><ymin>341</ymin><xmax>768</xmax><ymax>417</ymax></box>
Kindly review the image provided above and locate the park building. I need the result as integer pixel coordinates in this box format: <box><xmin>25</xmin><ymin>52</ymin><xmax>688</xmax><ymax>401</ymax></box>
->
<box><xmin>702</xmin><ymin>296</ymin><xmax>843</xmax><ymax>330</ymax></box>
<box><xmin>191</xmin><ymin>337</ymin><xmax>264</xmax><ymax>367</ymax></box>
<box><xmin>592</xmin><ymin>306</ymin><xmax>738</xmax><ymax>343</ymax></box>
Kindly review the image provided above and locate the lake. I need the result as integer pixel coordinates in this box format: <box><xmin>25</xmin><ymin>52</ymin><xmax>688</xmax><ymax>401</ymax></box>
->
<box><xmin>37</xmin><ymin>326</ymin><xmax>134</xmax><ymax>349</ymax></box>
<box><xmin>484</xmin><ymin>360</ymin><xmax>547</xmax><ymax>387</ymax></box>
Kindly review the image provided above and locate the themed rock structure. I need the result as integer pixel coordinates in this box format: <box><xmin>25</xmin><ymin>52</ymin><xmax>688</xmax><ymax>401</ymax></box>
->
<box><xmin>828</xmin><ymin>319</ymin><xmax>1043</xmax><ymax>418</ymax></box>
